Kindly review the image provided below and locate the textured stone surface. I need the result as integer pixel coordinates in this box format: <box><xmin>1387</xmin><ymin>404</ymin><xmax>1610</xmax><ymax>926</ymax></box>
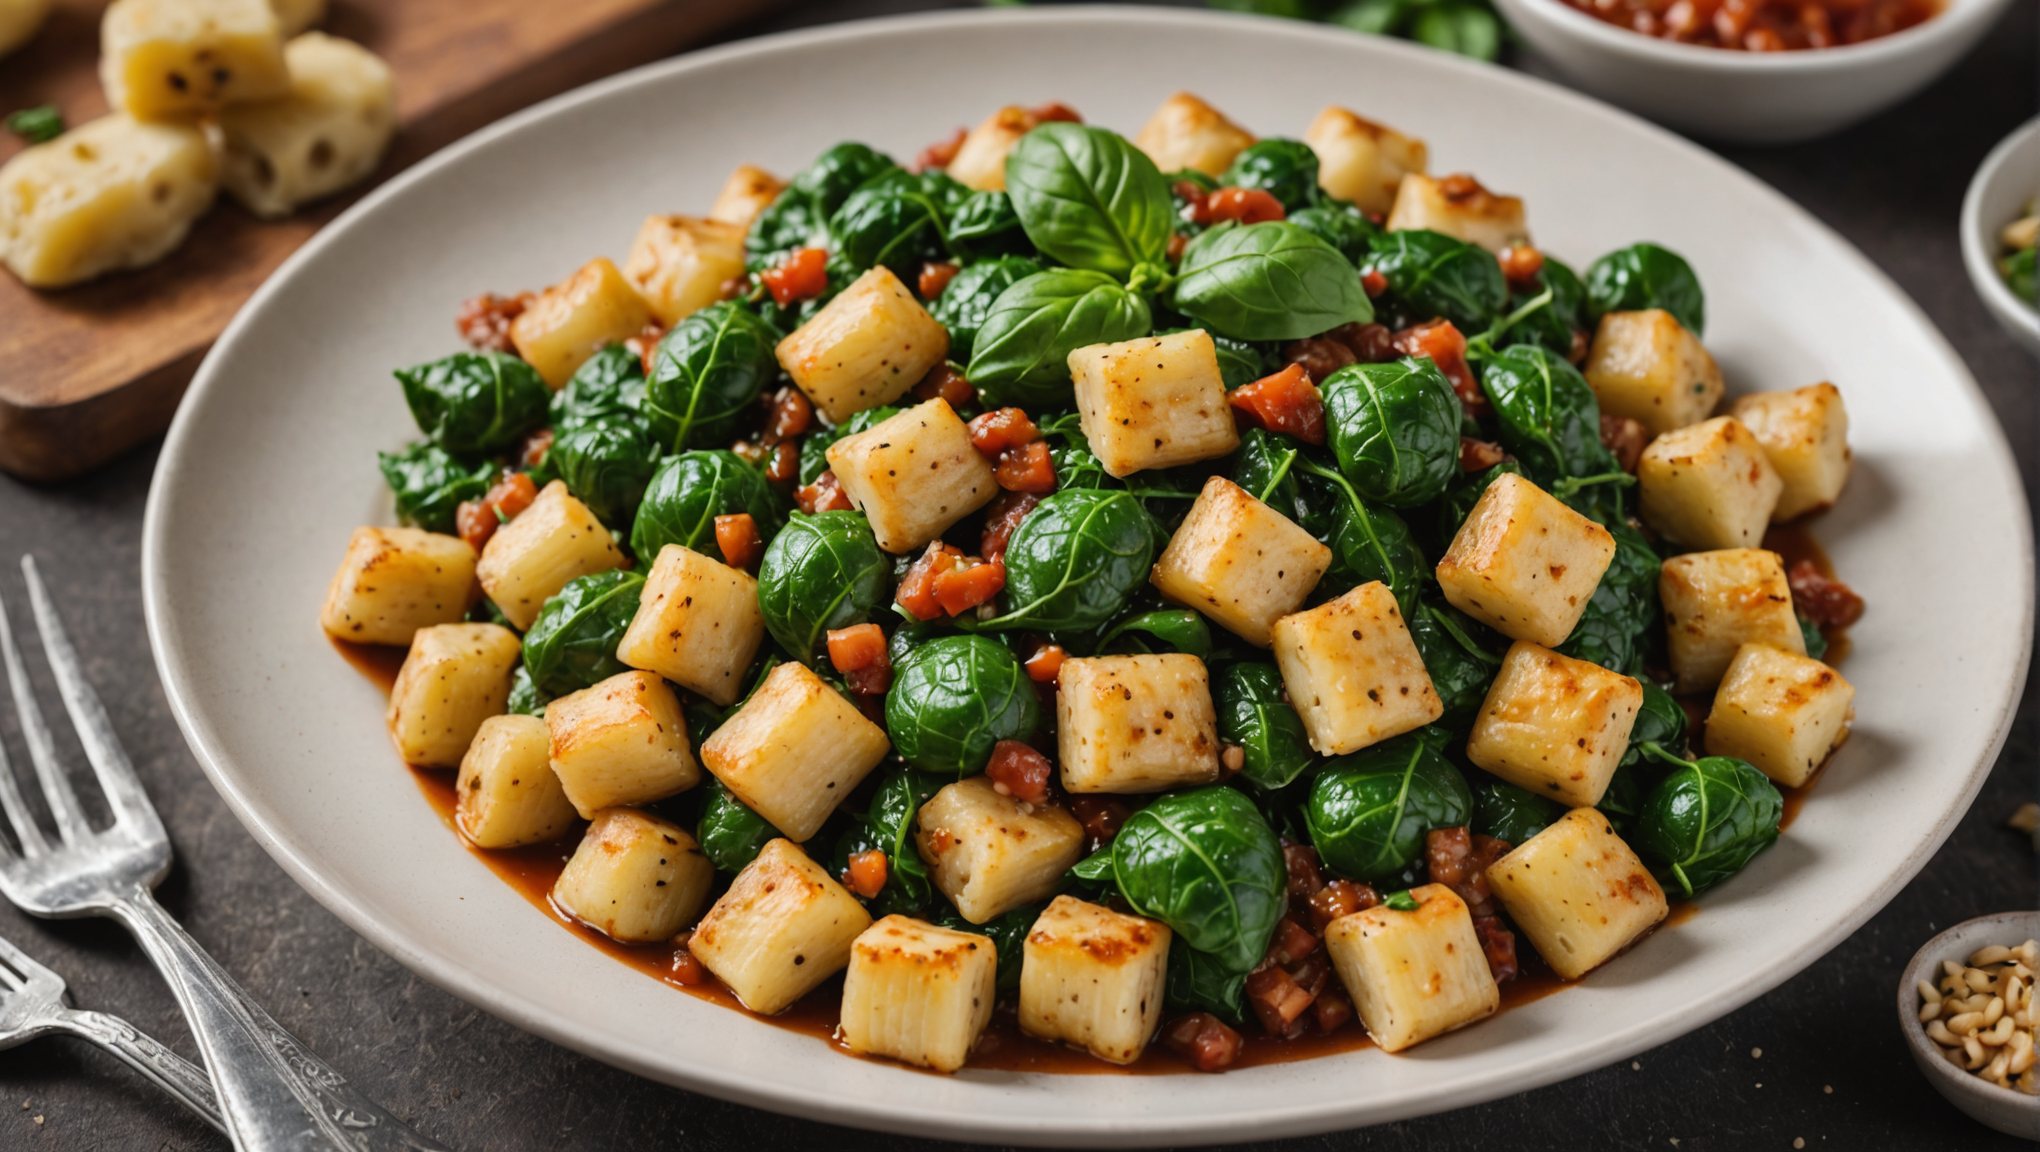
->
<box><xmin>0</xmin><ymin>2</ymin><xmax>2033</xmax><ymax>1148</ymax></box>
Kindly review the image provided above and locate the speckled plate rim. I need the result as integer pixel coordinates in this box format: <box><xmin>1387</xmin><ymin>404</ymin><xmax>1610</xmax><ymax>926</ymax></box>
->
<box><xmin>139</xmin><ymin>7</ymin><xmax>2034</xmax><ymax>1146</ymax></box>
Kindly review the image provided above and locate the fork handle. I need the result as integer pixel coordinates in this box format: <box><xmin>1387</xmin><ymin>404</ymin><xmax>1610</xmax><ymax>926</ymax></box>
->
<box><xmin>113</xmin><ymin>886</ymin><xmax>451</xmax><ymax>1151</ymax></box>
<box><xmin>57</xmin><ymin>1007</ymin><xmax>226</xmax><ymax>1133</ymax></box>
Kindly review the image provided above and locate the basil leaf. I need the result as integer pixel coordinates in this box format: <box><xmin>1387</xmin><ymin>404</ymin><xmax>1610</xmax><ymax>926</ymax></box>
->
<box><xmin>966</xmin><ymin>269</ymin><xmax>1153</xmax><ymax>408</ymax></box>
<box><xmin>1005</xmin><ymin>122</ymin><xmax>1173</xmax><ymax>278</ymax></box>
<box><xmin>1173</xmin><ymin>222</ymin><xmax>1373</xmax><ymax>341</ymax></box>
<box><xmin>1098</xmin><ymin>609</ymin><xmax>1213</xmax><ymax>658</ymax></box>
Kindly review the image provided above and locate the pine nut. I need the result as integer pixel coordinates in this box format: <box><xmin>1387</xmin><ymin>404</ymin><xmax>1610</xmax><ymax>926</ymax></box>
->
<box><xmin>1968</xmin><ymin>968</ymin><xmax>1995</xmax><ymax>993</ymax></box>
<box><xmin>1919</xmin><ymin>979</ymin><xmax>1942</xmax><ymax>1004</ymax></box>
<box><xmin>1928</xmin><ymin>1019</ymin><xmax>1960</xmax><ymax>1046</ymax></box>
<box><xmin>2010</xmin><ymin>1031</ymin><xmax>2035</xmax><ymax>1075</ymax></box>
<box><xmin>1984</xmin><ymin>996</ymin><xmax>2006</xmax><ymax>1028</ymax></box>
<box><xmin>1948</xmin><ymin>1011</ymin><xmax>1984</xmax><ymax>1035</ymax></box>
<box><xmin>1972</xmin><ymin>945</ymin><xmax>2016</xmax><ymax>967</ymax></box>
<box><xmin>1984</xmin><ymin>1049</ymin><xmax>2012</xmax><ymax>1082</ymax></box>
<box><xmin>1919</xmin><ymin>1001</ymin><xmax>1942</xmax><ymax>1023</ymax></box>
<box><xmin>1981</xmin><ymin>1016</ymin><xmax>2017</xmax><ymax>1046</ymax></box>
<box><xmin>1966</xmin><ymin>1036</ymin><xmax>1987</xmax><ymax>1068</ymax></box>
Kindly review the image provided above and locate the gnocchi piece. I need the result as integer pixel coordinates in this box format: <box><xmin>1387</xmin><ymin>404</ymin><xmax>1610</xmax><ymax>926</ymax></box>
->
<box><xmin>839</xmin><ymin>915</ymin><xmax>998</xmax><ymax>1073</ymax></box>
<box><xmin>1132</xmin><ymin>91</ymin><xmax>1254</xmax><ymax>177</ymax></box>
<box><xmin>454</xmin><ymin>715</ymin><xmax>579</xmax><ymax>849</ymax></box>
<box><xmin>1270</xmin><ymin>581</ymin><xmax>1442</xmax><ymax>755</ymax></box>
<box><xmin>1435</xmin><ymin>472</ymin><xmax>1616</xmax><ymax>648</ymax></box>
<box><xmin>545</xmin><ymin>670</ymin><xmax>700</xmax><ymax>818</ymax></box>
<box><xmin>1583</xmin><ymin>309</ymin><xmax>1725</xmax><ymax>437</ymax></box>
<box><xmin>1485</xmin><ymin>807</ymin><xmax>1668</xmax><ymax>981</ymax></box>
<box><xmin>1069</xmin><ymin>329</ymin><xmax>1239</xmax><ymax>478</ymax></box>
<box><xmin>1304</xmin><ymin>105</ymin><xmax>1427</xmax><ymax>216</ymax></box>
<box><xmin>1704</xmin><ymin>642</ymin><xmax>1855</xmax><ymax>788</ymax></box>
<box><xmin>1466</xmin><ymin>641</ymin><xmax>1643</xmax><ymax>808</ymax></box>
<box><xmin>914</xmin><ymin>776</ymin><xmax>1086</xmax><ymax>924</ymax></box>
<box><xmin>1055</xmin><ymin>654</ymin><xmax>1222</xmax><ymax>794</ymax></box>
<box><xmin>700</xmin><ymin>661</ymin><xmax>891</xmax><ymax>842</ymax></box>
<box><xmin>1637</xmin><ymin>416</ymin><xmax>1782</xmax><ymax>551</ymax></box>
<box><xmin>216</xmin><ymin>32</ymin><xmax>395</xmax><ymax>220</ymax></box>
<box><xmin>100</xmin><ymin>0</ymin><xmax>289</xmax><ymax>121</ymax></box>
<box><xmin>1384</xmin><ymin>173</ymin><xmax>1528</xmax><ymax>254</ymax></box>
<box><xmin>475</xmin><ymin>480</ymin><xmax>624</xmax><ymax>631</ymax></box>
<box><xmin>946</xmin><ymin>105</ymin><xmax>1044</xmax><ymax>193</ymax></box>
<box><xmin>319</xmin><ymin>526</ymin><xmax>477</xmax><ymax>646</ymax></box>
<box><xmin>622</xmin><ymin>214</ymin><xmax>748</xmax><ymax>326</ymax></box>
<box><xmin>0</xmin><ymin>114</ymin><xmax>217</xmax><ymax>289</ymax></box>
<box><xmin>616</xmin><ymin>544</ymin><xmax>765</xmax><ymax>707</ymax></box>
<box><xmin>0</xmin><ymin>0</ymin><xmax>51</xmax><ymax>58</ymax></box>
<box><xmin>385</xmin><ymin>623</ymin><xmax>520</xmax><ymax>768</ymax></box>
<box><xmin>708</xmin><ymin>163</ymin><xmax>785</xmax><ymax>228</ymax></box>
<box><xmin>1659</xmin><ymin>548</ymin><xmax>1805</xmax><ymax>694</ymax></box>
<box><xmin>509</xmin><ymin>257</ymin><xmax>654</xmax><ymax>389</ymax></box>
<box><xmin>826</xmin><ymin>398</ymin><xmax>997</xmax><ymax>554</ymax></box>
<box><xmin>1151</xmin><ymin>476</ymin><xmax>1333</xmax><ymax>647</ymax></box>
<box><xmin>268</xmin><ymin>0</ymin><xmax>323</xmax><ymax>36</ymax></box>
<box><xmin>1324</xmin><ymin>883</ymin><xmax>1499</xmax><ymax>1053</ymax></box>
<box><xmin>690</xmin><ymin>838</ymin><xmax>873</xmax><ymax>1015</ymax></box>
<box><xmin>1019</xmin><ymin>895</ymin><xmax>1172</xmax><ymax>1065</ymax></box>
<box><xmin>1728</xmin><ymin>383</ymin><xmax>1852</xmax><ymax>521</ymax></box>
<box><xmin>553</xmin><ymin>808</ymin><xmax>713</xmax><ymax>944</ymax></box>
<box><xmin>776</xmin><ymin>266</ymin><xmax>949</xmax><ymax>424</ymax></box>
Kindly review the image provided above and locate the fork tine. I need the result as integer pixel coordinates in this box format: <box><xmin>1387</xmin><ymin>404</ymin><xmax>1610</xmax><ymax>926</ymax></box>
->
<box><xmin>0</xmin><ymin>729</ymin><xmax>46</xmax><ymax>858</ymax></box>
<box><xmin>20</xmin><ymin>557</ymin><xmax>156</xmax><ymax>834</ymax></box>
<box><xmin>0</xmin><ymin>932</ymin><xmax>49</xmax><ymax>989</ymax></box>
<box><xmin>0</xmin><ymin>587</ymin><xmax>83</xmax><ymax>845</ymax></box>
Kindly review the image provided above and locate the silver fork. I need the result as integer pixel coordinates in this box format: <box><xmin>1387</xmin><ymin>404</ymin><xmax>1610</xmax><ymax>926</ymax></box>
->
<box><xmin>0</xmin><ymin>928</ymin><xmax>224</xmax><ymax>1132</ymax></box>
<box><xmin>0</xmin><ymin>556</ymin><xmax>449</xmax><ymax>1152</ymax></box>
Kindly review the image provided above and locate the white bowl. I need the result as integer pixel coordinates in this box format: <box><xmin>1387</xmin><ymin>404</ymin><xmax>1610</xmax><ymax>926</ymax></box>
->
<box><xmin>1491</xmin><ymin>0</ymin><xmax>2016</xmax><ymax>144</ymax></box>
<box><xmin>140</xmin><ymin>6</ymin><xmax>2033</xmax><ymax>1145</ymax></box>
<box><xmin>1898</xmin><ymin>911</ymin><xmax>2040</xmax><ymax>1140</ymax></box>
<box><xmin>1962</xmin><ymin>117</ymin><xmax>2040</xmax><ymax>358</ymax></box>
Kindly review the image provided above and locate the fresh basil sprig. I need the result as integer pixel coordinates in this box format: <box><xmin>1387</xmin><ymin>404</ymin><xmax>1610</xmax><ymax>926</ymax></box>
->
<box><xmin>966</xmin><ymin>269</ymin><xmax>1152</xmax><ymax>408</ymax></box>
<box><xmin>1172</xmin><ymin>222</ymin><xmax>1374</xmax><ymax>341</ymax></box>
<box><xmin>1004</xmin><ymin>122</ymin><xmax>1175</xmax><ymax>279</ymax></box>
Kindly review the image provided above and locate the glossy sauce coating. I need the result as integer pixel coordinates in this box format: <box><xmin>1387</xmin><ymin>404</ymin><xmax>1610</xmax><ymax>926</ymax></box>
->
<box><xmin>1560</xmin><ymin>0</ymin><xmax>1940</xmax><ymax>51</ymax></box>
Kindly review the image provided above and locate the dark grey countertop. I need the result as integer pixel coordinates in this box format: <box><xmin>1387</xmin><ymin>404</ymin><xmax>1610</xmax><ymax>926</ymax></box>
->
<box><xmin>0</xmin><ymin>3</ymin><xmax>2035</xmax><ymax>1148</ymax></box>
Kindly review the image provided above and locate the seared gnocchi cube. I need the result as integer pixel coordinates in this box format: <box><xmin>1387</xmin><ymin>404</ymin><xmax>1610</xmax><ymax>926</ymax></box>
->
<box><xmin>945</xmin><ymin>105</ymin><xmax>1039</xmax><ymax>192</ymax></box>
<box><xmin>455</xmin><ymin>714</ymin><xmax>579</xmax><ymax>849</ymax></box>
<box><xmin>553</xmin><ymin>808</ymin><xmax>714</xmax><ymax>943</ymax></box>
<box><xmin>510</xmin><ymin>257</ymin><xmax>654</xmax><ymax>389</ymax></box>
<box><xmin>546</xmin><ymin>670</ymin><xmax>700</xmax><ymax>818</ymax></box>
<box><xmin>1485</xmin><ymin>807</ymin><xmax>1667</xmax><ymax>981</ymax></box>
<box><xmin>700</xmin><ymin>661</ymin><xmax>891</xmax><ymax>841</ymax></box>
<box><xmin>100</xmin><ymin>0</ymin><xmax>288</xmax><ymax>121</ymax></box>
<box><xmin>1704</xmin><ymin>642</ymin><xmax>1855</xmax><ymax>787</ymax></box>
<box><xmin>622</xmin><ymin>214</ymin><xmax>748</xmax><ymax>326</ymax></box>
<box><xmin>1069</xmin><ymin>329</ymin><xmax>1239</xmax><ymax>478</ymax></box>
<box><xmin>1583</xmin><ymin>309</ymin><xmax>1724</xmax><ymax>436</ymax></box>
<box><xmin>1019</xmin><ymin>895</ymin><xmax>1171</xmax><ymax>1065</ymax></box>
<box><xmin>616</xmin><ymin>544</ymin><xmax>765</xmax><ymax>707</ymax></box>
<box><xmin>1659</xmin><ymin>548</ymin><xmax>1804</xmax><ymax>694</ymax></box>
<box><xmin>1133</xmin><ymin>91</ymin><xmax>1254</xmax><ymax>177</ymax></box>
<box><xmin>1384</xmin><ymin>172</ymin><xmax>1528</xmax><ymax>254</ymax></box>
<box><xmin>1638</xmin><ymin>416</ymin><xmax>1782</xmax><ymax>550</ymax></box>
<box><xmin>1324</xmin><ymin>883</ymin><xmax>1498</xmax><ymax>1053</ymax></box>
<box><xmin>690</xmin><ymin>838</ymin><xmax>873</xmax><ymax>1015</ymax></box>
<box><xmin>386</xmin><ymin>623</ymin><xmax>520</xmax><ymax>768</ymax></box>
<box><xmin>826</xmin><ymin>398</ymin><xmax>997</xmax><ymax>554</ymax></box>
<box><xmin>915</xmin><ymin>776</ymin><xmax>1085</xmax><ymax>923</ymax></box>
<box><xmin>708</xmin><ymin>163</ymin><xmax>785</xmax><ymax>228</ymax></box>
<box><xmin>1467</xmin><ymin>641</ymin><xmax>1642</xmax><ymax>808</ymax></box>
<box><xmin>476</xmin><ymin>480</ymin><xmax>624</xmax><ymax>631</ymax></box>
<box><xmin>1270</xmin><ymin>581</ymin><xmax>1442</xmax><ymax>755</ymax></box>
<box><xmin>216</xmin><ymin>32</ymin><xmax>394</xmax><ymax>219</ymax></box>
<box><xmin>776</xmin><ymin>266</ymin><xmax>949</xmax><ymax>424</ymax></box>
<box><xmin>320</xmin><ymin>526</ymin><xmax>476</xmax><ymax>646</ymax></box>
<box><xmin>1304</xmin><ymin>105</ymin><xmax>1427</xmax><ymax>216</ymax></box>
<box><xmin>1728</xmin><ymin>383</ymin><xmax>1852</xmax><ymax>521</ymax></box>
<box><xmin>1152</xmin><ymin>476</ymin><xmax>1333</xmax><ymax>647</ymax></box>
<box><xmin>0</xmin><ymin>113</ymin><xmax>217</xmax><ymax>288</ymax></box>
<box><xmin>839</xmin><ymin>915</ymin><xmax>998</xmax><ymax>1073</ymax></box>
<box><xmin>1435</xmin><ymin>472</ymin><xmax>1616</xmax><ymax>648</ymax></box>
<box><xmin>1055</xmin><ymin>654</ymin><xmax>1221</xmax><ymax>794</ymax></box>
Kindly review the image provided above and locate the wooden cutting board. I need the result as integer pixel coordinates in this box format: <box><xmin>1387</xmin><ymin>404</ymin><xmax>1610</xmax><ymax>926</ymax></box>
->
<box><xmin>0</xmin><ymin>0</ymin><xmax>782</xmax><ymax>482</ymax></box>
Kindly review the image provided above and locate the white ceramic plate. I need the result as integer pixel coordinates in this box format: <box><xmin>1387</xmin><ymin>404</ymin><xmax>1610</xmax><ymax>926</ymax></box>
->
<box><xmin>141</xmin><ymin>7</ymin><xmax>2032</xmax><ymax>1145</ymax></box>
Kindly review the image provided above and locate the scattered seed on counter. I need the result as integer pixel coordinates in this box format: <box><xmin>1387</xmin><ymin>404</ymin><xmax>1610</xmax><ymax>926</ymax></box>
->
<box><xmin>1917</xmin><ymin>938</ymin><xmax>2038</xmax><ymax>1093</ymax></box>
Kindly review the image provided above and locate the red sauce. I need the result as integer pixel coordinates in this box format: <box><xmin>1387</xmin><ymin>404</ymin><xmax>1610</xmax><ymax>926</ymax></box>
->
<box><xmin>1560</xmin><ymin>0</ymin><xmax>1941</xmax><ymax>52</ymax></box>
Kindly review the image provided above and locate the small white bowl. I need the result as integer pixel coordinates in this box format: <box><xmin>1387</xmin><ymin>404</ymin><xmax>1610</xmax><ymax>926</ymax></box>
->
<box><xmin>1897</xmin><ymin>911</ymin><xmax>2040</xmax><ymax>1140</ymax></box>
<box><xmin>1962</xmin><ymin>117</ymin><xmax>2040</xmax><ymax>359</ymax></box>
<box><xmin>1491</xmin><ymin>0</ymin><xmax>2016</xmax><ymax>144</ymax></box>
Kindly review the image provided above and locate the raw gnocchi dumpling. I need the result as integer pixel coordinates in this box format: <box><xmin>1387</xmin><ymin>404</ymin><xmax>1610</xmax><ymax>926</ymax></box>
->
<box><xmin>0</xmin><ymin>114</ymin><xmax>217</xmax><ymax>289</ymax></box>
<box><xmin>217</xmin><ymin>33</ymin><xmax>395</xmax><ymax>220</ymax></box>
<box><xmin>100</xmin><ymin>0</ymin><xmax>290</xmax><ymax>121</ymax></box>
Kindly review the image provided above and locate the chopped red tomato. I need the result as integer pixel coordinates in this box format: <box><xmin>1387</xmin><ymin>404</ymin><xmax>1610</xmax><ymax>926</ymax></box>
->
<box><xmin>1461</xmin><ymin>437</ymin><xmax>1507</xmax><ymax>472</ymax></box>
<box><xmin>455</xmin><ymin>291</ymin><xmax>532</xmax><ymax>353</ymax></box>
<box><xmin>455</xmin><ymin>502</ymin><xmax>495</xmax><ymax>553</ymax></box>
<box><xmin>918</xmin><ymin>261</ymin><xmax>961</xmax><ymax>301</ymax></box>
<box><xmin>981</xmin><ymin>492</ymin><xmax>1039</xmax><ymax>562</ymax></box>
<box><xmin>1361</xmin><ymin>268</ymin><xmax>1389</xmax><ymax>297</ymax></box>
<box><xmin>1023</xmin><ymin>642</ymin><xmax>1066</xmax><ymax>685</ymax></box>
<box><xmin>1393</xmin><ymin>319</ymin><xmax>1485</xmax><ymax>417</ymax></box>
<box><xmin>669</xmin><ymin>944</ymin><xmax>709</xmax><ymax>986</ymax></box>
<box><xmin>1163</xmin><ymin>1013</ymin><xmax>1242</xmax><ymax>1072</ymax></box>
<box><xmin>714</xmin><ymin>514</ymin><xmax>764</xmax><ymax>572</ymax></box>
<box><xmin>794</xmin><ymin>470</ymin><xmax>853</xmax><ymax>514</ymax></box>
<box><xmin>986</xmin><ymin>739</ymin><xmax>1053</xmax><ymax>805</ymax></box>
<box><xmin>967</xmin><ymin>407</ymin><xmax>1041</xmax><ymax>455</ymax></box>
<box><xmin>517</xmin><ymin>427</ymin><xmax>554</xmax><ymax>470</ymax></box>
<box><xmin>762</xmin><ymin>386</ymin><xmax>813</xmax><ymax>447</ymax></box>
<box><xmin>1227</xmin><ymin>363</ymin><xmax>1326</xmax><ymax>445</ymax></box>
<box><xmin>1312</xmin><ymin>986</ymin><xmax>1353</xmax><ymax>1034</ymax></box>
<box><xmin>1268</xmin><ymin>917</ymin><xmax>1319</xmax><ymax>966</ymax></box>
<box><xmin>1245</xmin><ymin>965</ymin><xmax>1315</xmax><ymax>1037</ymax></box>
<box><xmin>897</xmin><ymin>542</ymin><xmax>965</xmax><ymax>621</ymax></box>
<box><xmin>1167</xmin><ymin>232</ymin><xmax>1189</xmax><ymax>262</ymax></box>
<box><xmin>1788</xmin><ymin>559</ymin><xmax>1865</xmax><ymax>629</ymax></box>
<box><xmin>827</xmin><ymin>623</ymin><xmax>893</xmax><ymax>695</ymax></box>
<box><xmin>933</xmin><ymin>558</ymin><xmax>1004</xmax><ymax>617</ymax></box>
<box><xmin>765</xmin><ymin>441</ymin><xmax>800</xmax><ymax>488</ymax></box>
<box><xmin>1498</xmin><ymin>244</ymin><xmax>1545</xmax><ymax>288</ymax></box>
<box><xmin>912</xmin><ymin>127</ymin><xmax>967</xmax><ymax>173</ymax></box>
<box><xmin>995</xmin><ymin>441</ymin><xmax>1056</xmax><ymax>493</ymax></box>
<box><xmin>1027</xmin><ymin>101</ymin><xmax>1082</xmax><ymax>124</ymax></box>
<box><xmin>1204</xmin><ymin>187</ymin><xmax>1286</xmax><ymax>225</ymax></box>
<box><xmin>488</xmin><ymin>471</ymin><xmax>538</xmax><ymax>519</ymax></box>
<box><xmin>761</xmin><ymin>247</ymin><xmax>828</xmax><ymax>307</ymax></box>
<box><xmin>624</xmin><ymin>321</ymin><xmax>668</xmax><ymax>373</ymax></box>
<box><xmin>456</xmin><ymin>471</ymin><xmax>539</xmax><ymax>552</ymax></box>
<box><xmin>844</xmin><ymin>850</ymin><xmax>889</xmax><ymax>899</ymax></box>
<box><xmin>1308</xmin><ymin>878</ymin><xmax>1380</xmax><ymax>933</ymax></box>
<box><xmin>913</xmin><ymin>363</ymin><xmax>977</xmax><ymax>409</ymax></box>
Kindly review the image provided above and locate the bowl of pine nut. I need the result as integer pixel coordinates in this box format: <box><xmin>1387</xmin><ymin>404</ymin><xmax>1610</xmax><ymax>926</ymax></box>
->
<box><xmin>1900</xmin><ymin>911</ymin><xmax>2040</xmax><ymax>1139</ymax></box>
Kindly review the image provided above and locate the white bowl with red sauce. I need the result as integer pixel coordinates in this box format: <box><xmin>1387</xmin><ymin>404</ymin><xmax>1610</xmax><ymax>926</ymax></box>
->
<box><xmin>1490</xmin><ymin>0</ymin><xmax>2017</xmax><ymax>144</ymax></box>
